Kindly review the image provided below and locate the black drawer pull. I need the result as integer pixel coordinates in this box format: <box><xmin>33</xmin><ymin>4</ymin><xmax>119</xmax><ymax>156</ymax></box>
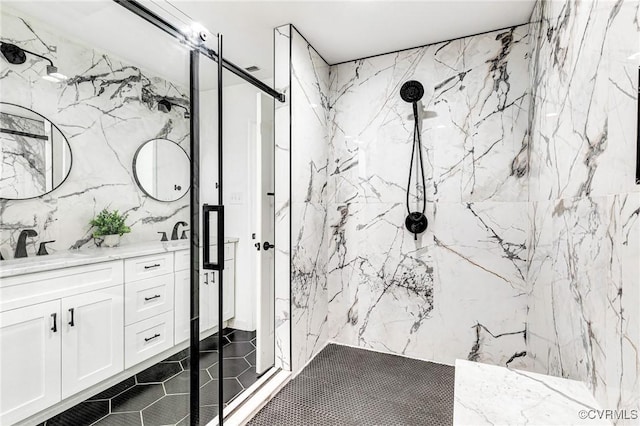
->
<box><xmin>68</xmin><ymin>308</ymin><xmax>75</xmax><ymax>326</ymax></box>
<box><xmin>51</xmin><ymin>313</ymin><xmax>57</xmax><ymax>332</ymax></box>
<box><xmin>144</xmin><ymin>294</ymin><xmax>161</xmax><ymax>301</ymax></box>
<box><xmin>144</xmin><ymin>264</ymin><xmax>161</xmax><ymax>270</ymax></box>
<box><xmin>144</xmin><ymin>333</ymin><xmax>161</xmax><ymax>342</ymax></box>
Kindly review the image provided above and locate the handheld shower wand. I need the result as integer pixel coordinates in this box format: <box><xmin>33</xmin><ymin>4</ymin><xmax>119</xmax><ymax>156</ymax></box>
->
<box><xmin>400</xmin><ymin>80</ymin><xmax>428</xmax><ymax>240</ymax></box>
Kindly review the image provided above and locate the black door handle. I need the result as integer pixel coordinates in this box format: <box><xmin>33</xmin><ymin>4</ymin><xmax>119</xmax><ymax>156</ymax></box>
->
<box><xmin>51</xmin><ymin>313</ymin><xmax>57</xmax><ymax>332</ymax></box>
<box><xmin>68</xmin><ymin>308</ymin><xmax>75</xmax><ymax>327</ymax></box>
<box><xmin>255</xmin><ymin>242</ymin><xmax>261</xmax><ymax>251</ymax></box>
<box><xmin>263</xmin><ymin>242</ymin><xmax>274</xmax><ymax>250</ymax></box>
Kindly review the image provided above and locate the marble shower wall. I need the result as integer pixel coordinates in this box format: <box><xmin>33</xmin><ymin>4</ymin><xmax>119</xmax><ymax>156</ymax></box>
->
<box><xmin>527</xmin><ymin>0</ymin><xmax>639</xmax><ymax>414</ymax></box>
<box><xmin>289</xmin><ymin>26</ymin><xmax>331</xmax><ymax>372</ymax></box>
<box><xmin>0</xmin><ymin>9</ymin><xmax>189</xmax><ymax>256</ymax></box>
<box><xmin>274</xmin><ymin>25</ymin><xmax>331</xmax><ymax>373</ymax></box>
<box><xmin>327</xmin><ymin>26</ymin><xmax>532</xmax><ymax>366</ymax></box>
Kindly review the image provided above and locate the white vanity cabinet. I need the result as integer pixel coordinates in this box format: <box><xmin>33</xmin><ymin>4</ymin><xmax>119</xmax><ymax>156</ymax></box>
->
<box><xmin>0</xmin><ymin>261</ymin><xmax>124</xmax><ymax>426</ymax></box>
<box><xmin>0</xmin><ymin>240</ymin><xmax>237</xmax><ymax>425</ymax></box>
<box><xmin>0</xmin><ymin>300</ymin><xmax>62</xmax><ymax>426</ymax></box>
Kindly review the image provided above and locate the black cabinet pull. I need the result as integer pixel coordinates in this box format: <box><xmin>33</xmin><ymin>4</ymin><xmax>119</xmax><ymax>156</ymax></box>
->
<box><xmin>68</xmin><ymin>308</ymin><xmax>75</xmax><ymax>326</ymax></box>
<box><xmin>144</xmin><ymin>264</ymin><xmax>161</xmax><ymax>270</ymax></box>
<box><xmin>204</xmin><ymin>272</ymin><xmax>209</xmax><ymax>285</ymax></box>
<box><xmin>144</xmin><ymin>295</ymin><xmax>161</xmax><ymax>301</ymax></box>
<box><xmin>51</xmin><ymin>313</ymin><xmax>57</xmax><ymax>332</ymax></box>
<box><xmin>144</xmin><ymin>333</ymin><xmax>160</xmax><ymax>342</ymax></box>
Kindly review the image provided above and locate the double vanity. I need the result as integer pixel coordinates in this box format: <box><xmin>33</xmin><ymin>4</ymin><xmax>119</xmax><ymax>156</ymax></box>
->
<box><xmin>0</xmin><ymin>240</ymin><xmax>237</xmax><ymax>425</ymax></box>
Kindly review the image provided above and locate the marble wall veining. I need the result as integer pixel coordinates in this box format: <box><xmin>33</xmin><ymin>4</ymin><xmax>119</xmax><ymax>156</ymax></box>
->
<box><xmin>0</xmin><ymin>9</ymin><xmax>190</xmax><ymax>257</ymax></box>
<box><xmin>275</xmin><ymin>25</ymin><xmax>331</xmax><ymax>373</ymax></box>
<box><xmin>526</xmin><ymin>0</ymin><xmax>639</xmax><ymax>416</ymax></box>
<box><xmin>327</xmin><ymin>25</ymin><xmax>532</xmax><ymax>367</ymax></box>
<box><xmin>289</xmin><ymin>26</ymin><xmax>331</xmax><ymax>372</ymax></box>
<box><xmin>280</xmin><ymin>3</ymin><xmax>639</xmax><ymax>415</ymax></box>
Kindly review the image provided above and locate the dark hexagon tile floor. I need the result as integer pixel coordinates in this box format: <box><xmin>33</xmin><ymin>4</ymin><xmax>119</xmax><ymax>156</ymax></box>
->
<box><xmin>42</xmin><ymin>328</ymin><xmax>259</xmax><ymax>426</ymax></box>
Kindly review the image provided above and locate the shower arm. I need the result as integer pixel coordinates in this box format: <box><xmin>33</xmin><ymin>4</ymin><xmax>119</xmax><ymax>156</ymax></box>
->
<box><xmin>17</xmin><ymin>46</ymin><xmax>54</xmax><ymax>67</ymax></box>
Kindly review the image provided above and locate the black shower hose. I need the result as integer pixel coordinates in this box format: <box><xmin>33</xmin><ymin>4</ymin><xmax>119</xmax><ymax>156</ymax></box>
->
<box><xmin>406</xmin><ymin>102</ymin><xmax>427</xmax><ymax>217</ymax></box>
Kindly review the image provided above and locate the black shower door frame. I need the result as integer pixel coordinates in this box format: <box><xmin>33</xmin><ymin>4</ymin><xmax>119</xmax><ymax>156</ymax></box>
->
<box><xmin>112</xmin><ymin>2</ymin><xmax>285</xmax><ymax>424</ymax></box>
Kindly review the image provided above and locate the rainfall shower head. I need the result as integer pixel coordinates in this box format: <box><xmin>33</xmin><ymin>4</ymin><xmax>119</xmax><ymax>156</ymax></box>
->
<box><xmin>400</xmin><ymin>80</ymin><xmax>424</xmax><ymax>103</ymax></box>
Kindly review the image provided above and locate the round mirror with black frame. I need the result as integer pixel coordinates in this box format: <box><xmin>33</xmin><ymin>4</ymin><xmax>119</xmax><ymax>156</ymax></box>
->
<box><xmin>133</xmin><ymin>138</ymin><xmax>190</xmax><ymax>202</ymax></box>
<box><xmin>0</xmin><ymin>102</ymin><xmax>72</xmax><ymax>200</ymax></box>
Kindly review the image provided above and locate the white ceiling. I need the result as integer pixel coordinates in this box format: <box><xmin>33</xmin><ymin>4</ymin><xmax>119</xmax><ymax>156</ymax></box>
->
<box><xmin>2</xmin><ymin>1</ymin><xmax>536</xmax><ymax>89</ymax></box>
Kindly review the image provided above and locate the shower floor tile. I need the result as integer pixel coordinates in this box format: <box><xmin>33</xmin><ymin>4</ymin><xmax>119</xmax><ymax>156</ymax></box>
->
<box><xmin>41</xmin><ymin>328</ymin><xmax>259</xmax><ymax>426</ymax></box>
<box><xmin>248</xmin><ymin>344</ymin><xmax>455</xmax><ymax>426</ymax></box>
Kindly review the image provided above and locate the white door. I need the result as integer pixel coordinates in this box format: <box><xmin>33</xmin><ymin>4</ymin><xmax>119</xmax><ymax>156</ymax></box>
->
<box><xmin>61</xmin><ymin>286</ymin><xmax>124</xmax><ymax>398</ymax></box>
<box><xmin>255</xmin><ymin>93</ymin><xmax>275</xmax><ymax>373</ymax></box>
<box><xmin>0</xmin><ymin>300</ymin><xmax>61</xmax><ymax>425</ymax></box>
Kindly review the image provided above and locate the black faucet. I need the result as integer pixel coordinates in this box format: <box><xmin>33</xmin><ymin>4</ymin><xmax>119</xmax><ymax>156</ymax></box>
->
<box><xmin>171</xmin><ymin>221</ymin><xmax>188</xmax><ymax>240</ymax></box>
<box><xmin>15</xmin><ymin>229</ymin><xmax>38</xmax><ymax>258</ymax></box>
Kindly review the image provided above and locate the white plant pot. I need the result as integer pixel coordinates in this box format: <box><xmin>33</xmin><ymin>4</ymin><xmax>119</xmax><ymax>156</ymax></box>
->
<box><xmin>99</xmin><ymin>234</ymin><xmax>121</xmax><ymax>248</ymax></box>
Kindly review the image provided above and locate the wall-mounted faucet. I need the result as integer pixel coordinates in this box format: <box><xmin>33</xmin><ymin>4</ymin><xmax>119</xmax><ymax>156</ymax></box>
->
<box><xmin>15</xmin><ymin>229</ymin><xmax>38</xmax><ymax>258</ymax></box>
<box><xmin>171</xmin><ymin>221</ymin><xmax>188</xmax><ymax>241</ymax></box>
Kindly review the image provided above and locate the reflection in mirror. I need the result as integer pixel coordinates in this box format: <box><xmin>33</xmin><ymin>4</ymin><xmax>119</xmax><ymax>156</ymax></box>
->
<box><xmin>0</xmin><ymin>102</ymin><xmax>72</xmax><ymax>200</ymax></box>
<box><xmin>133</xmin><ymin>138</ymin><xmax>190</xmax><ymax>202</ymax></box>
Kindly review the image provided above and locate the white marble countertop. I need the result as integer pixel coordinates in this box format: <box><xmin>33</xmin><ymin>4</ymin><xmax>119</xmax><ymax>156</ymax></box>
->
<box><xmin>0</xmin><ymin>237</ymin><xmax>239</xmax><ymax>279</ymax></box>
<box><xmin>453</xmin><ymin>359</ymin><xmax>609</xmax><ymax>425</ymax></box>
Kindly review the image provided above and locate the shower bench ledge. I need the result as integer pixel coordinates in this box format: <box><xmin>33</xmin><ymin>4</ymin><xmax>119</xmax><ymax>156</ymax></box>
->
<box><xmin>453</xmin><ymin>359</ymin><xmax>612</xmax><ymax>426</ymax></box>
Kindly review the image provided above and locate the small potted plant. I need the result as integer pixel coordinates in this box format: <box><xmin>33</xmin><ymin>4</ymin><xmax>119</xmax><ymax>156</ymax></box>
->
<box><xmin>90</xmin><ymin>208</ymin><xmax>131</xmax><ymax>248</ymax></box>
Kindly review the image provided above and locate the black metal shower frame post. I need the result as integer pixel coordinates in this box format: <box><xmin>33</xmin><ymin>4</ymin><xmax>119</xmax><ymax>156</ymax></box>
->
<box><xmin>112</xmin><ymin>2</ymin><xmax>286</xmax><ymax>424</ymax></box>
<box><xmin>217</xmin><ymin>33</ymin><xmax>225</xmax><ymax>425</ymax></box>
<box><xmin>189</xmin><ymin>49</ymin><xmax>200</xmax><ymax>426</ymax></box>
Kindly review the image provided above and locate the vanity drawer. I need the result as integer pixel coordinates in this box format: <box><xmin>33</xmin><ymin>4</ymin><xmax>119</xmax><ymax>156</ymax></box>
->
<box><xmin>124</xmin><ymin>274</ymin><xmax>174</xmax><ymax>325</ymax></box>
<box><xmin>174</xmin><ymin>250</ymin><xmax>189</xmax><ymax>272</ymax></box>
<box><xmin>124</xmin><ymin>311</ymin><xmax>174</xmax><ymax>369</ymax></box>
<box><xmin>124</xmin><ymin>253</ymin><xmax>173</xmax><ymax>282</ymax></box>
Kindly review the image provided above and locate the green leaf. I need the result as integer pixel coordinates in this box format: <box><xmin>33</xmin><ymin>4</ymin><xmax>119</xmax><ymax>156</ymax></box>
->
<box><xmin>90</xmin><ymin>208</ymin><xmax>132</xmax><ymax>237</ymax></box>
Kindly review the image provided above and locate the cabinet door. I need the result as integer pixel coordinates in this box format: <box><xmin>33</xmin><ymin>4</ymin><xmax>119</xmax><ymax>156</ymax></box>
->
<box><xmin>61</xmin><ymin>286</ymin><xmax>124</xmax><ymax>399</ymax></box>
<box><xmin>176</xmin><ymin>271</ymin><xmax>217</xmax><ymax>341</ymax></box>
<box><xmin>0</xmin><ymin>300</ymin><xmax>61</xmax><ymax>425</ymax></box>
<box><xmin>174</xmin><ymin>270</ymin><xmax>190</xmax><ymax>344</ymax></box>
<box><xmin>222</xmin><ymin>260</ymin><xmax>235</xmax><ymax>322</ymax></box>
<box><xmin>201</xmin><ymin>271</ymin><xmax>218</xmax><ymax>332</ymax></box>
